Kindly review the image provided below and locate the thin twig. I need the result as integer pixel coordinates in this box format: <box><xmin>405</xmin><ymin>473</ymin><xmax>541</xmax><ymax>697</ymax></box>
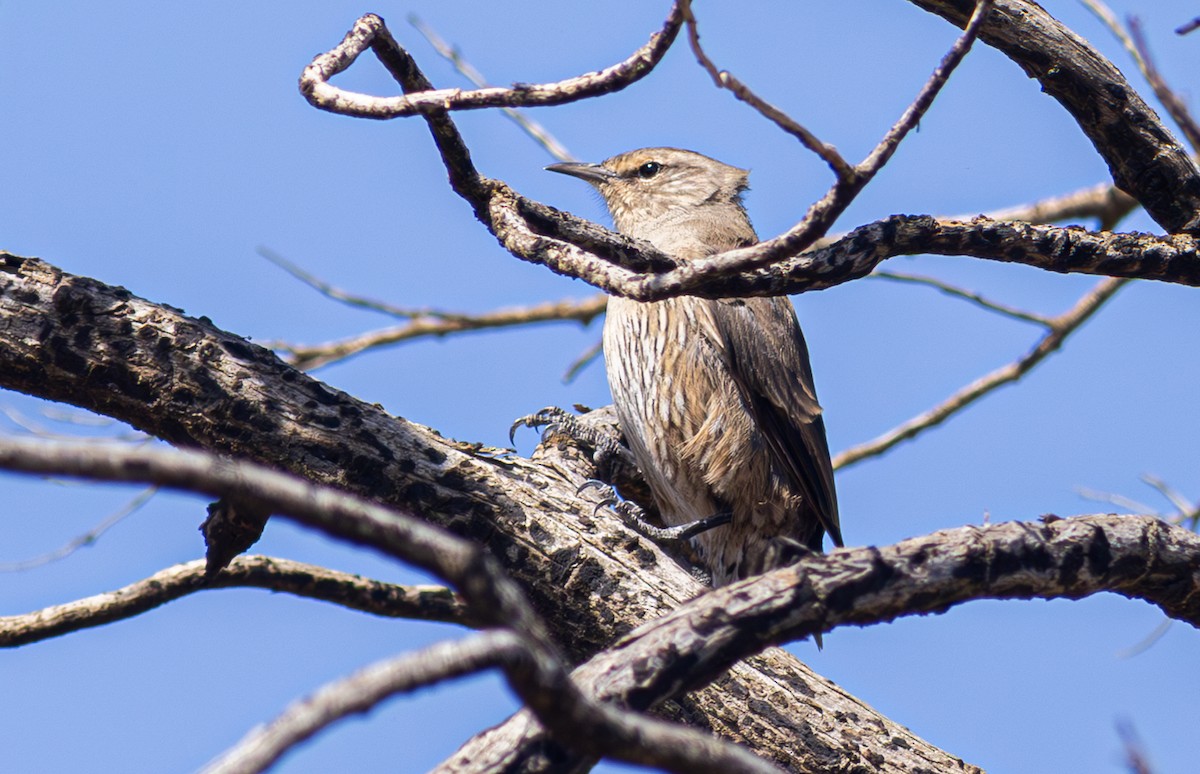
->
<box><xmin>1140</xmin><ymin>474</ymin><xmax>1194</xmax><ymax>519</ymax></box>
<box><xmin>1116</xmin><ymin>617</ymin><xmax>1173</xmax><ymax>659</ymax></box>
<box><xmin>201</xmin><ymin>632</ymin><xmax>525</xmax><ymax>774</ymax></box>
<box><xmin>680</xmin><ymin>0</ymin><xmax>851</xmax><ymax>178</ymax></box>
<box><xmin>407</xmin><ymin>15</ymin><xmax>574</xmax><ymax>162</ymax></box>
<box><xmin>272</xmin><ymin>294</ymin><xmax>607</xmax><ymax>370</ymax></box>
<box><xmin>0</xmin><ymin>487</ymin><xmax>157</xmax><ymax>572</ymax></box>
<box><xmin>953</xmin><ymin>180</ymin><xmax>1138</xmax><ymax>230</ymax></box>
<box><xmin>833</xmin><ymin>276</ymin><xmax>1127</xmax><ymax>470</ymax></box>
<box><xmin>869</xmin><ymin>269</ymin><xmax>1053</xmax><ymax>326</ymax></box>
<box><xmin>300</xmin><ymin>7</ymin><xmax>685</xmax><ymax>120</ymax></box>
<box><xmin>563</xmin><ymin>337</ymin><xmax>604</xmax><ymax>383</ymax></box>
<box><xmin>1081</xmin><ymin>1</ymin><xmax>1200</xmax><ymax>152</ymax></box>
<box><xmin>259</xmin><ymin>247</ymin><xmax>455</xmax><ymax>321</ymax></box>
<box><xmin>1128</xmin><ymin>18</ymin><xmax>1200</xmax><ymax>152</ymax></box>
<box><xmin>1116</xmin><ymin>719</ymin><xmax>1154</xmax><ymax>774</ymax></box>
<box><xmin>643</xmin><ymin>0</ymin><xmax>995</xmax><ymax>286</ymax></box>
<box><xmin>1075</xmin><ymin>486</ymin><xmax>1154</xmax><ymax>515</ymax></box>
<box><xmin>0</xmin><ymin>555</ymin><xmax>476</xmax><ymax>646</ymax></box>
<box><xmin>857</xmin><ymin>0</ymin><xmax>994</xmax><ymax>179</ymax></box>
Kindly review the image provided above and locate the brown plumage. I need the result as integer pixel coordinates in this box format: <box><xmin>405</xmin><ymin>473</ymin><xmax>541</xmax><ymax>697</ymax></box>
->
<box><xmin>548</xmin><ymin>147</ymin><xmax>841</xmax><ymax>586</ymax></box>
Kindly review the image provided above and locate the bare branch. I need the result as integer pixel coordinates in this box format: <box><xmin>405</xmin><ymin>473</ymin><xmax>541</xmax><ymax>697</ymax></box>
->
<box><xmin>834</xmin><ymin>277</ymin><xmax>1126</xmax><ymax>469</ymax></box>
<box><xmin>1140</xmin><ymin>474</ymin><xmax>1195</xmax><ymax>521</ymax></box>
<box><xmin>445</xmin><ymin>513</ymin><xmax>1197</xmax><ymax>771</ymax></box>
<box><xmin>562</xmin><ymin>337</ymin><xmax>604</xmax><ymax>383</ymax></box>
<box><xmin>859</xmin><ymin>0</ymin><xmax>994</xmax><ymax>178</ymax></box>
<box><xmin>955</xmin><ymin>180</ymin><xmax>1138</xmax><ymax>229</ymax></box>
<box><xmin>0</xmin><ymin>486</ymin><xmax>157</xmax><ymax>572</ymax></box>
<box><xmin>0</xmin><ymin>251</ymin><xmax>1043</xmax><ymax>771</ymax></box>
<box><xmin>202</xmin><ymin>631</ymin><xmax>526</xmax><ymax>774</ymax></box>
<box><xmin>273</xmin><ymin>294</ymin><xmax>607</xmax><ymax>370</ymax></box>
<box><xmin>911</xmin><ymin>0</ymin><xmax>1200</xmax><ymax>234</ymax></box>
<box><xmin>259</xmin><ymin>247</ymin><xmax>441</xmax><ymax>320</ymax></box>
<box><xmin>663</xmin><ymin>0</ymin><xmax>994</xmax><ymax>282</ymax></box>
<box><xmin>299</xmin><ymin>9</ymin><xmax>683</xmax><ymax>120</ymax></box>
<box><xmin>869</xmin><ymin>269</ymin><xmax>1053</xmax><ymax>325</ymax></box>
<box><xmin>0</xmin><ymin>437</ymin><xmax>778</xmax><ymax>774</ymax></box>
<box><xmin>0</xmin><ymin>555</ymin><xmax>476</xmax><ymax>647</ymax></box>
<box><xmin>1128</xmin><ymin>18</ymin><xmax>1200</xmax><ymax>154</ymax></box>
<box><xmin>1117</xmin><ymin>719</ymin><xmax>1155</xmax><ymax>774</ymax></box>
<box><xmin>1081</xmin><ymin>1</ymin><xmax>1200</xmax><ymax>154</ymax></box>
<box><xmin>680</xmin><ymin>1</ymin><xmax>851</xmax><ymax>178</ymax></box>
<box><xmin>296</xmin><ymin>7</ymin><xmax>1200</xmax><ymax>302</ymax></box>
<box><xmin>406</xmin><ymin>15</ymin><xmax>574</xmax><ymax>162</ymax></box>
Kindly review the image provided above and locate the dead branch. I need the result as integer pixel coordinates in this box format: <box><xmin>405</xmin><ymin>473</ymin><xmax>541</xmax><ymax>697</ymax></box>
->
<box><xmin>273</xmin><ymin>294</ymin><xmax>606</xmax><ymax>370</ymax></box>
<box><xmin>442</xmin><ymin>512</ymin><xmax>1197</xmax><ymax>771</ymax></box>
<box><xmin>202</xmin><ymin>631</ymin><xmax>526</xmax><ymax>774</ymax></box>
<box><xmin>299</xmin><ymin>6</ymin><xmax>683</xmax><ymax>120</ymax></box>
<box><xmin>0</xmin><ymin>435</ymin><xmax>780</xmax><ymax>774</ymax></box>
<box><xmin>0</xmin><ymin>555</ymin><xmax>476</xmax><ymax>647</ymax></box>
<box><xmin>910</xmin><ymin>0</ymin><xmax>1200</xmax><ymax>235</ymax></box>
<box><xmin>834</xmin><ymin>276</ymin><xmax>1127</xmax><ymax>469</ymax></box>
<box><xmin>297</xmin><ymin>7</ymin><xmax>1200</xmax><ymax>301</ymax></box>
<box><xmin>0</xmin><ymin>251</ymin><xmax>973</xmax><ymax>771</ymax></box>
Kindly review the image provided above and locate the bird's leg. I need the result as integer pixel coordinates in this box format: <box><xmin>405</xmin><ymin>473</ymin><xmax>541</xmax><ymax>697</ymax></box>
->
<box><xmin>510</xmin><ymin>406</ymin><xmax>637</xmax><ymax>475</ymax></box>
<box><xmin>577</xmin><ymin>480</ymin><xmax>731</xmax><ymax>543</ymax></box>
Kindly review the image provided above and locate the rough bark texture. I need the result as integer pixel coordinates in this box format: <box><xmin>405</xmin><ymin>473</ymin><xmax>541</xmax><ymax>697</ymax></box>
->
<box><xmin>911</xmin><ymin>0</ymin><xmax>1200</xmax><ymax>234</ymax></box>
<box><xmin>0</xmin><ymin>251</ymin><xmax>972</xmax><ymax>772</ymax></box>
<box><xmin>443</xmin><ymin>513</ymin><xmax>1200</xmax><ymax>772</ymax></box>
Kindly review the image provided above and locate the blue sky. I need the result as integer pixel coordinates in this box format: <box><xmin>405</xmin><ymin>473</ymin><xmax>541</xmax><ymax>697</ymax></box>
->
<box><xmin>1</xmin><ymin>1</ymin><xmax>1198</xmax><ymax>772</ymax></box>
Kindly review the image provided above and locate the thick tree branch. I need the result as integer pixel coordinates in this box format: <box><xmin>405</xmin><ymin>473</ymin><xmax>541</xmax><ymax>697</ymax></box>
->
<box><xmin>0</xmin><ymin>436</ymin><xmax>779</xmax><ymax>774</ymax></box>
<box><xmin>0</xmin><ymin>252</ymin><xmax>966</xmax><ymax>770</ymax></box>
<box><xmin>298</xmin><ymin>5</ymin><xmax>1200</xmax><ymax>304</ymax></box>
<box><xmin>0</xmin><ymin>556</ymin><xmax>475</xmax><ymax>647</ymax></box>
<box><xmin>25</xmin><ymin>440</ymin><xmax>1190</xmax><ymax>773</ymax></box>
<box><xmin>909</xmin><ymin>0</ymin><xmax>1200</xmax><ymax>234</ymax></box>
<box><xmin>443</xmin><ymin>512</ymin><xmax>1196</xmax><ymax>771</ymax></box>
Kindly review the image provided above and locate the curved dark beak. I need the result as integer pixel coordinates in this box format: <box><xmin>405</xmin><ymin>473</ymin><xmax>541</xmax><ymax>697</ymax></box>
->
<box><xmin>545</xmin><ymin>161</ymin><xmax>616</xmax><ymax>185</ymax></box>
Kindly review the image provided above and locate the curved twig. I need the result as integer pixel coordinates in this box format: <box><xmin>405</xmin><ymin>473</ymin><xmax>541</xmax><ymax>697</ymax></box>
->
<box><xmin>299</xmin><ymin>8</ymin><xmax>684</xmax><ymax>120</ymax></box>
<box><xmin>202</xmin><ymin>631</ymin><xmax>526</xmax><ymax>774</ymax></box>
<box><xmin>0</xmin><ymin>555</ymin><xmax>476</xmax><ymax>647</ymax></box>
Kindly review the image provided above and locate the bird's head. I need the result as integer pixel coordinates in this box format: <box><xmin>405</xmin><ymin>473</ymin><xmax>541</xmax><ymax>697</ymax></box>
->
<box><xmin>546</xmin><ymin>147</ymin><xmax>749</xmax><ymax>238</ymax></box>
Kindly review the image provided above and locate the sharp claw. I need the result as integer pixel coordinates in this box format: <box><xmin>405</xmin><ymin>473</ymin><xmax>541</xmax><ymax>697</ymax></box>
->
<box><xmin>577</xmin><ymin>479</ymin><xmax>608</xmax><ymax>496</ymax></box>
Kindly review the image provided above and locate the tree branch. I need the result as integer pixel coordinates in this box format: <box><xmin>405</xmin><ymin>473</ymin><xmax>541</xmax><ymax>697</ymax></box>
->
<box><xmin>909</xmin><ymin>0</ymin><xmax>1200</xmax><ymax>234</ymax></box>
<box><xmin>298</xmin><ymin>8</ymin><xmax>684</xmax><ymax>120</ymax></box>
<box><xmin>834</xmin><ymin>276</ymin><xmax>1127</xmax><ymax>469</ymax></box>
<box><xmin>0</xmin><ymin>555</ymin><xmax>476</xmax><ymax>647</ymax></box>
<box><xmin>443</xmin><ymin>512</ymin><xmax>1196</xmax><ymax>771</ymax></box>
<box><xmin>0</xmin><ymin>251</ymin><xmax>972</xmax><ymax>771</ymax></box>
<box><xmin>272</xmin><ymin>295</ymin><xmax>606</xmax><ymax>371</ymax></box>
<box><xmin>202</xmin><ymin>631</ymin><xmax>527</xmax><ymax>774</ymax></box>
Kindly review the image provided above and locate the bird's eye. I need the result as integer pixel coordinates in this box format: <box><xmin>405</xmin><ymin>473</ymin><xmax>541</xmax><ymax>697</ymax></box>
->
<box><xmin>636</xmin><ymin>162</ymin><xmax>662</xmax><ymax>179</ymax></box>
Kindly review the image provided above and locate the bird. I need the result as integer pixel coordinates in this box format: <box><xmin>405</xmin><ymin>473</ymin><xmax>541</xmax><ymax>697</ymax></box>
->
<box><xmin>546</xmin><ymin>147</ymin><xmax>841</xmax><ymax>586</ymax></box>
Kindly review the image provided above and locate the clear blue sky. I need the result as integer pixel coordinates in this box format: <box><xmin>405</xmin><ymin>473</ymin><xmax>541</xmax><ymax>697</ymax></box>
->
<box><xmin>2</xmin><ymin>2</ymin><xmax>1198</xmax><ymax>772</ymax></box>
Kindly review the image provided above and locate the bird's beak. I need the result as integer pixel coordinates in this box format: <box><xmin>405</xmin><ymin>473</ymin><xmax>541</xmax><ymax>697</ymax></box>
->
<box><xmin>545</xmin><ymin>161</ymin><xmax>616</xmax><ymax>185</ymax></box>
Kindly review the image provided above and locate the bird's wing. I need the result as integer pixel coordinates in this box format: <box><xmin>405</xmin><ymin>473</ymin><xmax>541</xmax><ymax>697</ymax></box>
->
<box><xmin>706</xmin><ymin>296</ymin><xmax>843</xmax><ymax>547</ymax></box>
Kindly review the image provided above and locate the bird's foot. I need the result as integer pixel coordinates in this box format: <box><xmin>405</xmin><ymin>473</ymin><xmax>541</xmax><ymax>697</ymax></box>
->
<box><xmin>510</xmin><ymin>406</ymin><xmax>636</xmax><ymax>473</ymax></box>
<box><xmin>578</xmin><ymin>480</ymin><xmax>731</xmax><ymax>544</ymax></box>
